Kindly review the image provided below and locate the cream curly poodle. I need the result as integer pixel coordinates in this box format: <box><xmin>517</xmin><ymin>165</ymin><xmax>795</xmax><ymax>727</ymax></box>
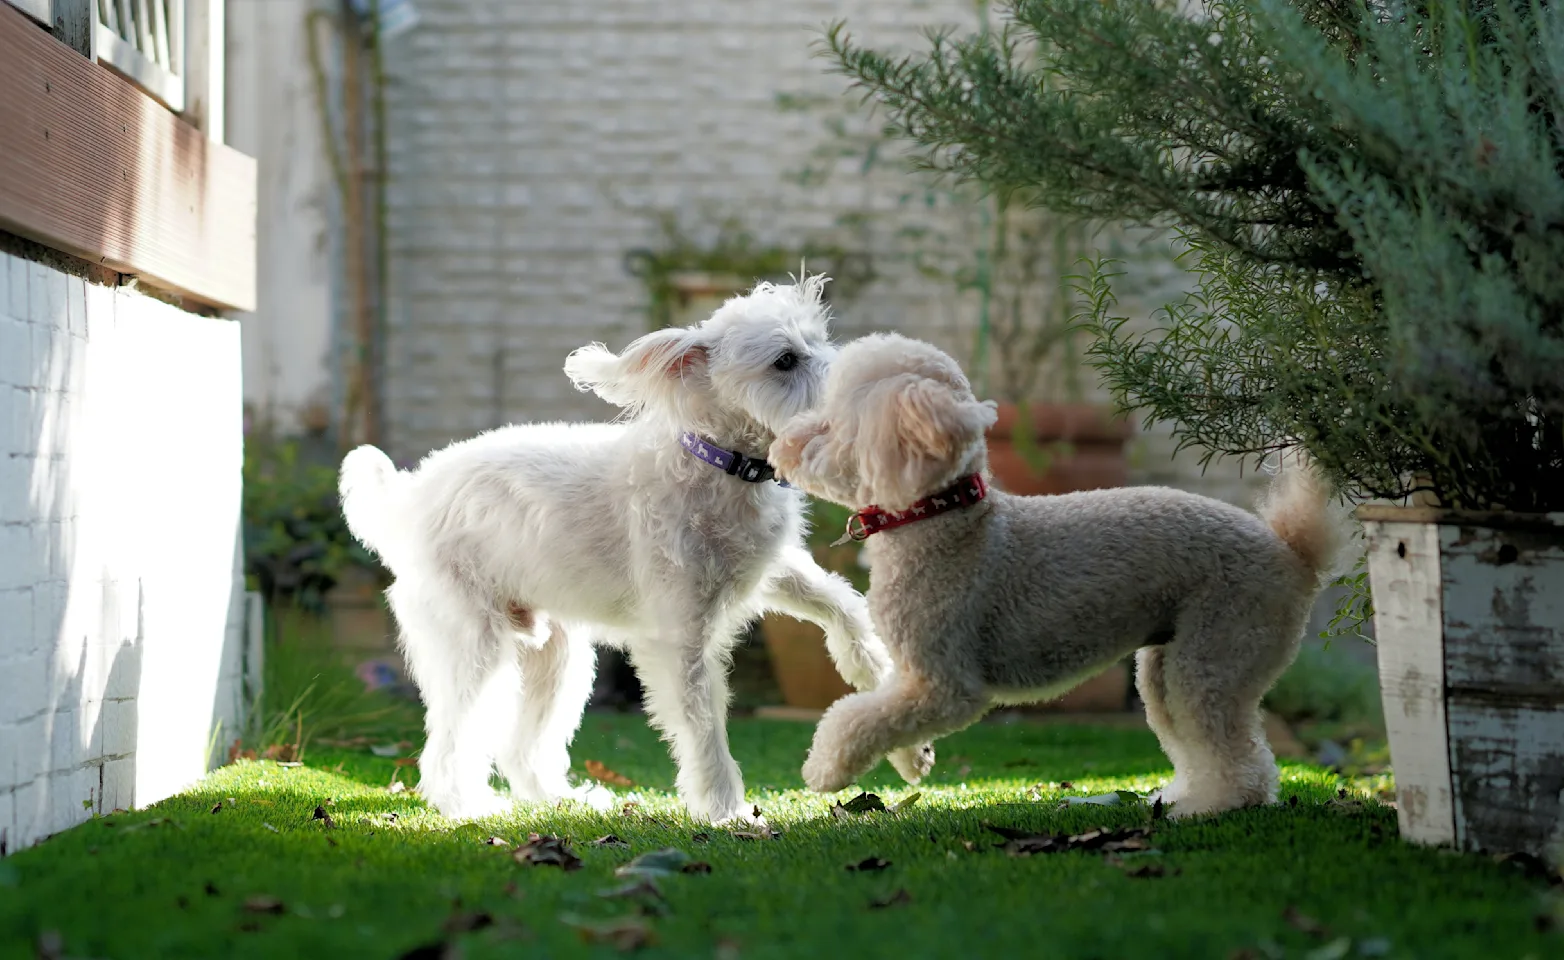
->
<box><xmin>769</xmin><ymin>333</ymin><xmax>1347</xmax><ymax>817</ymax></box>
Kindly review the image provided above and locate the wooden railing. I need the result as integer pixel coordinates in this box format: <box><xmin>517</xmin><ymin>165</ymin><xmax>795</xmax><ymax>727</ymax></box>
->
<box><xmin>96</xmin><ymin>0</ymin><xmax>185</xmax><ymax>112</ymax></box>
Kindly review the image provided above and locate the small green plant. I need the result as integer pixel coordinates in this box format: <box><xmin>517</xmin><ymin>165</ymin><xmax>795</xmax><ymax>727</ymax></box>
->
<box><xmin>624</xmin><ymin>215</ymin><xmax>871</xmax><ymax>331</ymax></box>
<box><xmin>243</xmin><ymin>433</ymin><xmax>382</xmax><ymax>612</ymax></box>
<box><xmin>246</xmin><ymin>612</ymin><xmax>419</xmax><ymax>758</ymax></box>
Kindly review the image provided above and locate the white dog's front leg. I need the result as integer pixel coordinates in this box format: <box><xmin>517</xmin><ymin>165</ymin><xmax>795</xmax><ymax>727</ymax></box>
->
<box><xmin>760</xmin><ymin>547</ymin><xmax>890</xmax><ymax>691</ymax></box>
<box><xmin>761</xmin><ymin>548</ymin><xmax>936</xmax><ymax>784</ymax></box>
<box><xmin>630</xmin><ymin>638</ymin><xmax>749</xmax><ymax>824</ymax></box>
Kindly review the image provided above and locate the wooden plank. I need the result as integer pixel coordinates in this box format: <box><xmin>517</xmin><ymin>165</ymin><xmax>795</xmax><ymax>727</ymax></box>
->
<box><xmin>0</xmin><ymin>3</ymin><xmax>254</xmax><ymax>311</ymax></box>
<box><xmin>1441</xmin><ymin>523</ymin><xmax>1564</xmax><ymax>694</ymax></box>
<box><xmin>181</xmin><ymin>0</ymin><xmax>220</xmax><ymax>142</ymax></box>
<box><xmin>95</xmin><ymin>20</ymin><xmax>183</xmax><ymax>111</ymax></box>
<box><xmin>1363</xmin><ymin>519</ymin><xmax>1457</xmax><ymax>846</ymax></box>
<box><xmin>1356</xmin><ymin>505</ymin><xmax>1564</xmax><ymax>532</ymax></box>
<box><xmin>1438</xmin><ymin>522</ymin><xmax>1564</xmax><ymax>855</ymax></box>
<box><xmin>1445</xmin><ymin>700</ymin><xmax>1564</xmax><ymax>855</ymax></box>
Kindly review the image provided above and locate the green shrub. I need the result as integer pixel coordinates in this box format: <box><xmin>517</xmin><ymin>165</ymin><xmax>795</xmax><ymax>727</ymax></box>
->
<box><xmin>243</xmin><ymin>435</ymin><xmax>382</xmax><ymax>612</ymax></box>
<box><xmin>825</xmin><ymin>0</ymin><xmax>1564</xmax><ymax>512</ymax></box>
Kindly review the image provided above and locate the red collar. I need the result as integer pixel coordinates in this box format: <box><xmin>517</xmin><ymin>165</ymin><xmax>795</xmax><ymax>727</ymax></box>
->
<box><xmin>835</xmin><ymin>474</ymin><xmax>988</xmax><ymax>544</ymax></box>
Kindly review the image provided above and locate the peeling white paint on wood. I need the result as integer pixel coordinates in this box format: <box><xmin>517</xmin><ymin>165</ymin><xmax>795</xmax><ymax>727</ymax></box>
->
<box><xmin>1439</xmin><ymin>521</ymin><xmax>1564</xmax><ymax>856</ymax></box>
<box><xmin>1364</xmin><ymin>519</ymin><xmax>1454</xmax><ymax>846</ymax></box>
<box><xmin>1362</xmin><ymin>507</ymin><xmax>1564</xmax><ymax>858</ymax></box>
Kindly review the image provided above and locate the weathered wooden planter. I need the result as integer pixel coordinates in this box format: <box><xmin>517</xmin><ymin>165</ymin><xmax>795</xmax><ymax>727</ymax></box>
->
<box><xmin>1360</xmin><ymin>506</ymin><xmax>1564</xmax><ymax>858</ymax></box>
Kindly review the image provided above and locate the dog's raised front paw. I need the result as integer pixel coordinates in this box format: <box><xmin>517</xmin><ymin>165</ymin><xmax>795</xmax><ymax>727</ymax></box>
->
<box><xmin>887</xmin><ymin>743</ymin><xmax>936</xmax><ymax>785</ymax></box>
<box><xmin>801</xmin><ymin>749</ymin><xmax>858</xmax><ymax>794</ymax></box>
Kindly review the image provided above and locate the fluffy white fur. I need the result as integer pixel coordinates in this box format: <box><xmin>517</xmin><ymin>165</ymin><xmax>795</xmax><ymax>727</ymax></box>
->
<box><xmin>339</xmin><ymin>279</ymin><xmax>927</xmax><ymax>823</ymax></box>
<box><xmin>770</xmin><ymin>333</ymin><xmax>1349</xmax><ymax>817</ymax></box>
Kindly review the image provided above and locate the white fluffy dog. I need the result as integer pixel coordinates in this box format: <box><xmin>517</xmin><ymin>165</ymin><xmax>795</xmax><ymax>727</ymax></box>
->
<box><xmin>339</xmin><ymin>279</ymin><xmax>924</xmax><ymax>823</ymax></box>
<box><xmin>769</xmin><ymin>333</ymin><xmax>1346</xmax><ymax>817</ymax></box>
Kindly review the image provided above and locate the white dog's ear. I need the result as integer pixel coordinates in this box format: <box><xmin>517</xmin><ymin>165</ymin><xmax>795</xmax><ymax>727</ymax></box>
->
<box><xmin>860</xmin><ymin>377</ymin><xmax>996</xmax><ymax>509</ymax></box>
<box><xmin>564</xmin><ymin>327</ymin><xmax>709</xmax><ymax>411</ymax></box>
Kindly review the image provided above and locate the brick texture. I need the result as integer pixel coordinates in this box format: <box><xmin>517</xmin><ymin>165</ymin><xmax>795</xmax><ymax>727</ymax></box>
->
<box><xmin>373</xmin><ymin>0</ymin><xmax>1264</xmax><ymax>506</ymax></box>
<box><xmin>0</xmin><ymin>253</ymin><xmax>247</xmax><ymax>855</ymax></box>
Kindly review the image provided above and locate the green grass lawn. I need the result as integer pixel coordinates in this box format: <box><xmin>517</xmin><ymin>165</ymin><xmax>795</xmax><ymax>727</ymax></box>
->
<box><xmin>2</xmin><ymin>713</ymin><xmax>1558</xmax><ymax>960</ymax></box>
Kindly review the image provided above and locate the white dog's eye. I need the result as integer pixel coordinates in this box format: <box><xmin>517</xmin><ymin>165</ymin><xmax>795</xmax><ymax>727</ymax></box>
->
<box><xmin>773</xmin><ymin>351</ymin><xmax>799</xmax><ymax>372</ymax></box>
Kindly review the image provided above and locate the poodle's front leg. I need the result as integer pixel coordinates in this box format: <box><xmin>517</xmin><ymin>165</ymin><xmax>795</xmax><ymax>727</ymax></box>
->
<box><xmin>802</xmin><ymin>675</ymin><xmax>986</xmax><ymax>793</ymax></box>
<box><xmin>629</xmin><ymin>633</ymin><xmax>750</xmax><ymax>824</ymax></box>
<box><xmin>759</xmin><ymin>546</ymin><xmax>890</xmax><ymax>692</ymax></box>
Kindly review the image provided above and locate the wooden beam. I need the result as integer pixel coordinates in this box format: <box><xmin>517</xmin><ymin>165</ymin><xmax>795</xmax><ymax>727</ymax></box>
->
<box><xmin>0</xmin><ymin>3</ymin><xmax>255</xmax><ymax>311</ymax></box>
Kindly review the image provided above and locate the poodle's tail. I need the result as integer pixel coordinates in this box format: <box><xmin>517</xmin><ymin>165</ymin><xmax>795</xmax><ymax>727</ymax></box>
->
<box><xmin>1256</xmin><ymin>450</ymin><xmax>1350</xmax><ymax>581</ymax></box>
<box><xmin>339</xmin><ymin>445</ymin><xmax>406</xmax><ymax>565</ymax></box>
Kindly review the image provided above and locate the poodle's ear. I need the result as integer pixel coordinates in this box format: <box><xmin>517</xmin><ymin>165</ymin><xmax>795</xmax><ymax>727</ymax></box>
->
<box><xmin>859</xmin><ymin>377</ymin><xmax>995</xmax><ymax>509</ymax></box>
<box><xmin>564</xmin><ymin>326</ymin><xmax>709</xmax><ymax>411</ymax></box>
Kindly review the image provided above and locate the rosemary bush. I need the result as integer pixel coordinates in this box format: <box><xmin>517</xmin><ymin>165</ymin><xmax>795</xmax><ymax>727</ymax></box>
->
<box><xmin>825</xmin><ymin>0</ymin><xmax>1564</xmax><ymax>511</ymax></box>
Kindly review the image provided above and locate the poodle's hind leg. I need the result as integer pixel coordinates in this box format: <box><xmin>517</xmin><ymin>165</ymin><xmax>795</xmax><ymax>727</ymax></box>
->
<box><xmin>389</xmin><ymin>579</ymin><xmax>513</xmax><ymax>820</ymax></box>
<box><xmin>802</xmin><ymin>675</ymin><xmax>986</xmax><ymax>793</ymax></box>
<box><xmin>1156</xmin><ymin>599</ymin><xmax>1309</xmax><ymax>817</ymax></box>
<box><xmin>495</xmin><ymin>619</ymin><xmax>609</xmax><ymax>810</ymax></box>
<box><xmin>1136</xmin><ymin>646</ymin><xmax>1194</xmax><ymax>807</ymax></box>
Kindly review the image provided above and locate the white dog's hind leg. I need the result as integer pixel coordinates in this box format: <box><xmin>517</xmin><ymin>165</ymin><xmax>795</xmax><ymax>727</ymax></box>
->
<box><xmin>496</xmin><ymin>620</ymin><xmax>611</xmax><ymax>810</ymax></box>
<box><xmin>391</xmin><ymin>582</ymin><xmax>513</xmax><ymax>820</ymax></box>
<box><xmin>630</xmin><ymin>634</ymin><xmax>749</xmax><ymax>824</ymax></box>
<box><xmin>802</xmin><ymin>676</ymin><xmax>985</xmax><ymax>793</ymax></box>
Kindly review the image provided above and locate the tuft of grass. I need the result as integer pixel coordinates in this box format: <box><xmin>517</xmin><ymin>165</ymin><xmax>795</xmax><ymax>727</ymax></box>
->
<box><xmin>1</xmin><ymin>715</ymin><xmax>1556</xmax><ymax>959</ymax></box>
<box><xmin>247</xmin><ymin>609</ymin><xmax>422</xmax><ymax>760</ymax></box>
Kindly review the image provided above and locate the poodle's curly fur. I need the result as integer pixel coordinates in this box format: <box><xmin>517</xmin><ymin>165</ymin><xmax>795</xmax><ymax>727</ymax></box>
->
<box><xmin>338</xmin><ymin>281</ymin><xmax>925</xmax><ymax>823</ymax></box>
<box><xmin>770</xmin><ymin>333</ymin><xmax>1348</xmax><ymax>816</ymax></box>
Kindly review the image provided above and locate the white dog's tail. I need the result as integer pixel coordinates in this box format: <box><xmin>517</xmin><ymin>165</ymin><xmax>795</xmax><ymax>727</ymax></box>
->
<box><xmin>340</xmin><ymin>445</ymin><xmax>406</xmax><ymax>564</ymax></box>
<box><xmin>1256</xmin><ymin>450</ymin><xmax>1349</xmax><ymax>580</ymax></box>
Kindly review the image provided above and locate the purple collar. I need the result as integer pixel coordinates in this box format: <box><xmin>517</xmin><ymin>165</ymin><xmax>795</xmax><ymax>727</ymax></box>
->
<box><xmin>680</xmin><ymin>433</ymin><xmax>792</xmax><ymax>487</ymax></box>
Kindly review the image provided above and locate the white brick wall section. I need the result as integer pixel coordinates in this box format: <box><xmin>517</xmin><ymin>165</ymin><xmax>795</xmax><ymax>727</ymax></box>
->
<box><xmin>0</xmin><ymin>252</ymin><xmax>246</xmax><ymax>855</ymax></box>
<box><xmin>343</xmin><ymin>0</ymin><xmax>1265</xmax><ymax>506</ymax></box>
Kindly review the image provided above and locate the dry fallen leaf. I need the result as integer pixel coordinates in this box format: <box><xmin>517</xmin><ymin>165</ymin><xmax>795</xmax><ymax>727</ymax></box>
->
<box><xmin>484</xmin><ymin>836</ymin><xmax>510</xmax><ymax>847</ymax></box>
<box><xmin>514</xmin><ymin>834</ymin><xmax>583</xmax><ymax>872</ymax></box>
<box><xmin>563</xmin><ymin>914</ymin><xmax>656</xmax><ymax>952</ymax></box>
<box><xmin>831</xmin><ymin>792</ymin><xmax>888</xmax><ymax>819</ymax></box>
<box><xmin>261</xmin><ymin>744</ymin><xmax>298</xmax><ymax>763</ymax></box>
<box><xmin>986</xmin><ymin>824</ymin><xmax>1155</xmax><ymax>857</ymax></box>
<box><xmin>311</xmin><ymin>806</ymin><xmax>335</xmax><ymax>829</ymax></box>
<box><xmin>615</xmin><ymin>848</ymin><xmax>690</xmax><ymax>878</ymax></box>
<box><xmin>243</xmin><ymin>895</ymin><xmax>285</xmax><ymax>914</ymax></box>
<box><xmin>598</xmin><ymin>878</ymin><xmax>669</xmax><ymax>916</ymax></box>
<box><xmin>592</xmin><ymin>834</ymin><xmax>630</xmax><ymax>848</ymax></box>
<box><xmin>1282</xmin><ymin>905</ymin><xmax>1330</xmax><ymax>938</ymax></box>
<box><xmin>846</xmin><ymin>856</ymin><xmax>891</xmax><ymax>872</ymax></box>
<box><xmin>890</xmin><ymin>792</ymin><xmax>922</xmax><ymax>814</ymax></box>
<box><xmin>442</xmin><ymin>910</ymin><xmax>495</xmax><ymax>934</ymax></box>
<box><xmin>585</xmin><ymin>760</ymin><xmax>636</xmax><ymax>787</ymax></box>
<box><xmin>869</xmin><ymin>888</ymin><xmax>913</xmax><ymax>910</ymax></box>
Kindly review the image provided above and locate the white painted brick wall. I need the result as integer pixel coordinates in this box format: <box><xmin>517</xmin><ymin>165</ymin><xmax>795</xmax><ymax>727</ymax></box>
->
<box><xmin>369</xmin><ymin>0</ymin><xmax>1264</xmax><ymax>506</ymax></box>
<box><xmin>0</xmin><ymin>253</ymin><xmax>247</xmax><ymax>855</ymax></box>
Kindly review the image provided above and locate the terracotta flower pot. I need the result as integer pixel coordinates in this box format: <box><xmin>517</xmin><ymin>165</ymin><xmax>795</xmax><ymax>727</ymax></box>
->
<box><xmin>760</xmin><ymin>614</ymin><xmax>853</xmax><ymax>710</ymax></box>
<box><xmin>985</xmin><ymin>402</ymin><xmax>1133</xmax><ymax>496</ymax></box>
